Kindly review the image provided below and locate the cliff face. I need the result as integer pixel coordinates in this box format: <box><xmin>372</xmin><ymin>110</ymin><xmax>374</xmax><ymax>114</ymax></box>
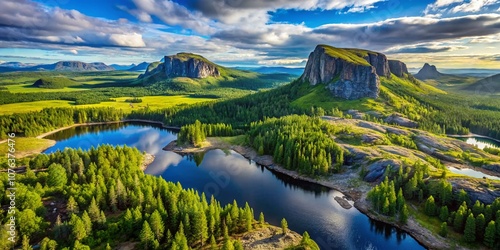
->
<box><xmin>164</xmin><ymin>54</ymin><xmax>220</xmax><ymax>78</ymax></box>
<box><xmin>388</xmin><ymin>60</ymin><xmax>409</xmax><ymax>77</ymax></box>
<box><xmin>141</xmin><ymin>53</ymin><xmax>220</xmax><ymax>79</ymax></box>
<box><xmin>414</xmin><ymin>63</ymin><xmax>442</xmax><ymax>79</ymax></box>
<box><xmin>52</xmin><ymin>61</ymin><xmax>114</xmax><ymax>71</ymax></box>
<box><xmin>363</xmin><ymin>53</ymin><xmax>391</xmax><ymax>77</ymax></box>
<box><xmin>300</xmin><ymin>45</ymin><xmax>381</xmax><ymax>100</ymax></box>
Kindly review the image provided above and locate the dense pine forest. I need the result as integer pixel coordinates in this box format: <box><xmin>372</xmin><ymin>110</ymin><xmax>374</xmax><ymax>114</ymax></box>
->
<box><xmin>0</xmin><ymin>145</ymin><xmax>316</xmax><ymax>249</ymax></box>
<box><xmin>368</xmin><ymin>162</ymin><xmax>500</xmax><ymax>248</ymax></box>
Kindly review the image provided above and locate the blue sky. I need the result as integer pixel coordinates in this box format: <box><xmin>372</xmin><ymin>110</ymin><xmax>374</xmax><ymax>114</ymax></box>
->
<box><xmin>0</xmin><ymin>0</ymin><xmax>499</xmax><ymax>68</ymax></box>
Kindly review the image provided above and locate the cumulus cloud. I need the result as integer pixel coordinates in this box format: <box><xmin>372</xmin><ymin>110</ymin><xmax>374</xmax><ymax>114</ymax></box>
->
<box><xmin>120</xmin><ymin>0</ymin><xmax>215</xmax><ymax>34</ymax></box>
<box><xmin>0</xmin><ymin>0</ymin><xmax>146</xmax><ymax>48</ymax></box>
<box><xmin>185</xmin><ymin>0</ymin><xmax>384</xmax><ymax>25</ymax></box>
<box><xmin>70</xmin><ymin>49</ymin><xmax>78</xmax><ymax>55</ymax></box>
<box><xmin>313</xmin><ymin>14</ymin><xmax>500</xmax><ymax>48</ymax></box>
<box><xmin>425</xmin><ymin>0</ymin><xmax>500</xmax><ymax>14</ymax></box>
<box><xmin>450</xmin><ymin>0</ymin><xmax>499</xmax><ymax>13</ymax></box>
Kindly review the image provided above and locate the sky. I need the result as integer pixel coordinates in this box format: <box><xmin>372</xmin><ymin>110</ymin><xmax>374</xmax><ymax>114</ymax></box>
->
<box><xmin>0</xmin><ymin>0</ymin><xmax>499</xmax><ymax>69</ymax></box>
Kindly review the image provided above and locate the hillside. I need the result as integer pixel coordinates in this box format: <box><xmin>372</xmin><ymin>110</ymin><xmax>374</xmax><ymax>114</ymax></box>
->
<box><xmin>32</xmin><ymin>77</ymin><xmax>80</xmax><ymax>89</ymax></box>
<box><xmin>463</xmin><ymin>73</ymin><xmax>500</xmax><ymax>93</ymax></box>
<box><xmin>136</xmin><ymin>53</ymin><xmax>296</xmax><ymax>91</ymax></box>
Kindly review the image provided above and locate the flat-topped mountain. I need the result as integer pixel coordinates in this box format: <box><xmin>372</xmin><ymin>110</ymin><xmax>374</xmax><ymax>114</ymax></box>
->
<box><xmin>301</xmin><ymin>45</ymin><xmax>408</xmax><ymax>100</ymax></box>
<box><xmin>141</xmin><ymin>53</ymin><xmax>220</xmax><ymax>79</ymax></box>
<box><xmin>414</xmin><ymin>63</ymin><xmax>442</xmax><ymax>80</ymax></box>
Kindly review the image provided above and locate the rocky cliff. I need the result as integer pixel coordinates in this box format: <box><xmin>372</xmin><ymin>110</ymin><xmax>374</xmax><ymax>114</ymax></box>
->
<box><xmin>414</xmin><ymin>63</ymin><xmax>442</xmax><ymax>79</ymax></box>
<box><xmin>388</xmin><ymin>60</ymin><xmax>409</xmax><ymax>77</ymax></box>
<box><xmin>141</xmin><ymin>53</ymin><xmax>220</xmax><ymax>79</ymax></box>
<box><xmin>300</xmin><ymin>45</ymin><xmax>387</xmax><ymax>99</ymax></box>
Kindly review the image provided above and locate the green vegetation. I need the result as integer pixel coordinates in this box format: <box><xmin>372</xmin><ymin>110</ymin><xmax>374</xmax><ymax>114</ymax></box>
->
<box><xmin>367</xmin><ymin>159</ymin><xmax>500</xmax><ymax>249</ymax></box>
<box><xmin>0</xmin><ymin>95</ymin><xmax>214</xmax><ymax>115</ymax></box>
<box><xmin>319</xmin><ymin>45</ymin><xmax>371</xmax><ymax>66</ymax></box>
<box><xmin>32</xmin><ymin>77</ymin><xmax>79</xmax><ymax>89</ymax></box>
<box><xmin>248</xmin><ymin>115</ymin><xmax>344</xmax><ymax>175</ymax></box>
<box><xmin>0</xmin><ymin>145</ymin><xmax>297</xmax><ymax>249</ymax></box>
<box><xmin>177</xmin><ymin>120</ymin><xmax>237</xmax><ymax>147</ymax></box>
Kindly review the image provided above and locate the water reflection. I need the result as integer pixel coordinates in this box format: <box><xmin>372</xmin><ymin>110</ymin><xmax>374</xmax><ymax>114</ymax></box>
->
<box><xmin>43</xmin><ymin>123</ymin><xmax>424</xmax><ymax>250</ymax></box>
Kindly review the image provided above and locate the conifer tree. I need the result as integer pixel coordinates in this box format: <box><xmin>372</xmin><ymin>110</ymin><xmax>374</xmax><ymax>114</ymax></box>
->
<box><xmin>463</xmin><ymin>214</ymin><xmax>476</xmax><ymax>243</ymax></box>
<box><xmin>281</xmin><ymin>218</ymin><xmax>288</xmax><ymax>235</ymax></box>
<box><xmin>139</xmin><ymin>221</ymin><xmax>155</xmax><ymax>249</ymax></box>
<box><xmin>484</xmin><ymin>220</ymin><xmax>496</xmax><ymax>248</ymax></box>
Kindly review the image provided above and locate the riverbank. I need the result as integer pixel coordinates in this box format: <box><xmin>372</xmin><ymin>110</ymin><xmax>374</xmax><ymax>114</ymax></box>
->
<box><xmin>164</xmin><ymin>138</ymin><xmax>457</xmax><ymax>250</ymax></box>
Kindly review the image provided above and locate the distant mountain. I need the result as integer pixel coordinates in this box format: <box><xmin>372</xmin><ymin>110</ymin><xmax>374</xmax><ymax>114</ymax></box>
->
<box><xmin>414</xmin><ymin>63</ymin><xmax>443</xmax><ymax>80</ymax></box>
<box><xmin>128</xmin><ymin>62</ymin><xmax>149</xmax><ymax>71</ymax></box>
<box><xmin>438</xmin><ymin>68</ymin><xmax>500</xmax><ymax>78</ymax></box>
<box><xmin>0</xmin><ymin>61</ymin><xmax>114</xmax><ymax>72</ymax></box>
<box><xmin>111</xmin><ymin>64</ymin><xmax>136</xmax><ymax>70</ymax></box>
<box><xmin>0</xmin><ymin>61</ymin><xmax>39</xmax><ymax>68</ymax></box>
<box><xmin>463</xmin><ymin>73</ymin><xmax>500</xmax><ymax>93</ymax></box>
<box><xmin>235</xmin><ymin>66</ymin><xmax>304</xmax><ymax>75</ymax></box>
<box><xmin>137</xmin><ymin>52</ymin><xmax>295</xmax><ymax>91</ymax></box>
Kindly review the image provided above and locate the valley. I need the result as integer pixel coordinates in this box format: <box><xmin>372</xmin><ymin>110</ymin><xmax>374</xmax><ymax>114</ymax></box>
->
<box><xmin>1</xmin><ymin>45</ymin><xmax>500</xmax><ymax>250</ymax></box>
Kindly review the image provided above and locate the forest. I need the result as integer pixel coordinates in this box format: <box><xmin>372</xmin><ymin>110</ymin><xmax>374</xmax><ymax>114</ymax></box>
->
<box><xmin>367</xmin><ymin>162</ymin><xmax>500</xmax><ymax>248</ymax></box>
<box><xmin>0</xmin><ymin>145</ymin><xmax>316</xmax><ymax>249</ymax></box>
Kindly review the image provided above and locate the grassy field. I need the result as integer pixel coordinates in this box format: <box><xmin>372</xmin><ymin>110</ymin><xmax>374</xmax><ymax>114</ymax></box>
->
<box><xmin>0</xmin><ymin>137</ymin><xmax>55</xmax><ymax>158</ymax></box>
<box><xmin>5</xmin><ymin>83</ymin><xmax>89</xmax><ymax>93</ymax></box>
<box><xmin>0</xmin><ymin>95</ymin><xmax>216</xmax><ymax>115</ymax></box>
<box><xmin>0</xmin><ymin>71</ymin><xmax>140</xmax><ymax>91</ymax></box>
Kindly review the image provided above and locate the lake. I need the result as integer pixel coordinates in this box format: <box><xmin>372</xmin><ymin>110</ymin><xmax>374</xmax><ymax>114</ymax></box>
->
<box><xmin>44</xmin><ymin>122</ymin><xmax>424</xmax><ymax>250</ymax></box>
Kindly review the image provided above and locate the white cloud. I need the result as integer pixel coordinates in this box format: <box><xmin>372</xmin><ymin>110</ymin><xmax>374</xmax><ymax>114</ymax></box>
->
<box><xmin>451</xmin><ymin>0</ymin><xmax>499</xmax><ymax>13</ymax></box>
<box><xmin>0</xmin><ymin>0</ymin><xmax>146</xmax><ymax>48</ymax></box>
<box><xmin>109</xmin><ymin>33</ymin><xmax>146</xmax><ymax>47</ymax></box>
<box><xmin>70</xmin><ymin>49</ymin><xmax>78</xmax><ymax>55</ymax></box>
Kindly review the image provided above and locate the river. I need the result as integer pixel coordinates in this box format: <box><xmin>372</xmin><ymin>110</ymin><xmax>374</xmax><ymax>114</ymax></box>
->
<box><xmin>44</xmin><ymin>122</ymin><xmax>424</xmax><ymax>250</ymax></box>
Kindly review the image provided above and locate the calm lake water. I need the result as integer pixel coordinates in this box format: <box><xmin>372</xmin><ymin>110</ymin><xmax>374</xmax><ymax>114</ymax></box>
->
<box><xmin>461</xmin><ymin>137</ymin><xmax>500</xmax><ymax>150</ymax></box>
<box><xmin>44</xmin><ymin>122</ymin><xmax>424</xmax><ymax>250</ymax></box>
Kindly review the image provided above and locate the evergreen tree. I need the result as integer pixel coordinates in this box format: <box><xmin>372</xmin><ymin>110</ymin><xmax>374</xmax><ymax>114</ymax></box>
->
<box><xmin>425</xmin><ymin>195</ymin><xmax>436</xmax><ymax>216</ymax></box>
<box><xmin>439</xmin><ymin>206</ymin><xmax>449</xmax><ymax>222</ymax></box>
<box><xmin>439</xmin><ymin>222</ymin><xmax>448</xmax><ymax>237</ymax></box>
<box><xmin>463</xmin><ymin>214</ymin><xmax>476</xmax><ymax>243</ymax></box>
<box><xmin>399</xmin><ymin>204</ymin><xmax>409</xmax><ymax>224</ymax></box>
<box><xmin>484</xmin><ymin>220</ymin><xmax>496</xmax><ymax>248</ymax></box>
<box><xmin>233</xmin><ymin>240</ymin><xmax>244</xmax><ymax>250</ymax></box>
<box><xmin>67</xmin><ymin>196</ymin><xmax>79</xmax><ymax>215</ymax></box>
<box><xmin>149</xmin><ymin>210</ymin><xmax>165</xmax><ymax>242</ymax></box>
<box><xmin>88</xmin><ymin>197</ymin><xmax>100</xmax><ymax>222</ymax></box>
<box><xmin>281</xmin><ymin>218</ymin><xmax>288</xmax><ymax>235</ymax></box>
<box><xmin>259</xmin><ymin>212</ymin><xmax>265</xmax><ymax>225</ymax></box>
<box><xmin>475</xmin><ymin>213</ymin><xmax>486</xmax><ymax>241</ymax></box>
<box><xmin>210</xmin><ymin>235</ymin><xmax>218</xmax><ymax>250</ymax></box>
<box><xmin>139</xmin><ymin>221</ymin><xmax>155</xmax><ymax>250</ymax></box>
<box><xmin>47</xmin><ymin>163</ymin><xmax>67</xmax><ymax>187</ymax></box>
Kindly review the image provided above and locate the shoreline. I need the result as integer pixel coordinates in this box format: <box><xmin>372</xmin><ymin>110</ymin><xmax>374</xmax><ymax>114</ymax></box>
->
<box><xmin>36</xmin><ymin>119</ymin><xmax>180</xmax><ymax>139</ymax></box>
<box><xmin>447</xmin><ymin>133</ymin><xmax>500</xmax><ymax>145</ymax></box>
<box><xmin>164</xmin><ymin>139</ymin><xmax>452</xmax><ymax>250</ymax></box>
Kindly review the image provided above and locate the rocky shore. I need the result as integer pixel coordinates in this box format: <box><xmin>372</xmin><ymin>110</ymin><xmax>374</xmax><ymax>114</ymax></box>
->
<box><xmin>163</xmin><ymin>138</ymin><xmax>459</xmax><ymax>250</ymax></box>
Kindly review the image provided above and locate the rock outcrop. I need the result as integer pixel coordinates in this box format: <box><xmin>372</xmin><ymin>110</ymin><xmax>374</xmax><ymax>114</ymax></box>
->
<box><xmin>414</xmin><ymin>63</ymin><xmax>442</xmax><ymax>79</ymax></box>
<box><xmin>141</xmin><ymin>53</ymin><xmax>220</xmax><ymax>79</ymax></box>
<box><xmin>384</xmin><ymin>113</ymin><xmax>418</xmax><ymax>128</ymax></box>
<box><xmin>301</xmin><ymin>45</ymin><xmax>382</xmax><ymax>100</ymax></box>
<box><xmin>141</xmin><ymin>53</ymin><xmax>220</xmax><ymax>78</ymax></box>
<box><xmin>363</xmin><ymin>53</ymin><xmax>391</xmax><ymax>77</ymax></box>
<box><xmin>388</xmin><ymin>60</ymin><xmax>409</xmax><ymax>77</ymax></box>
